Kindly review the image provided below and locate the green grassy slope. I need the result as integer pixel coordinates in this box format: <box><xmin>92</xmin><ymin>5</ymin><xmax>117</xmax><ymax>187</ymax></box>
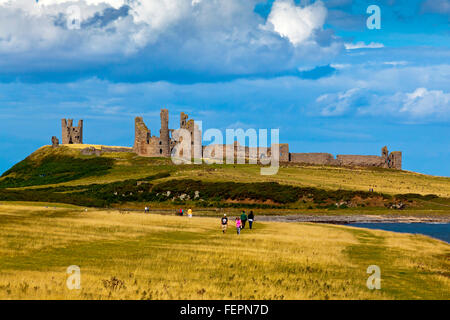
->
<box><xmin>0</xmin><ymin>146</ymin><xmax>114</xmax><ymax>188</ymax></box>
<box><xmin>1</xmin><ymin>146</ymin><xmax>449</xmax><ymax>214</ymax></box>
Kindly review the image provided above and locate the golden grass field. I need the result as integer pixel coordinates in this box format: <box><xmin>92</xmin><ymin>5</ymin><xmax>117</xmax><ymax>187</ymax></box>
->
<box><xmin>0</xmin><ymin>202</ymin><xmax>448</xmax><ymax>300</ymax></box>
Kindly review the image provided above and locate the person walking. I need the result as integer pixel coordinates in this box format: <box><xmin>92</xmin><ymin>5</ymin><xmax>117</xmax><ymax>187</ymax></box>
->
<box><xmin>248</xmin><ymin>211</ymin><xmax>255</xmax><ymax>230</ymax></box>
<box><xmin>187</xmin><ymin>208</ymin><xmax>192</xmax><ymax>218</ymax></box>
<box><xmin>221</xmin><ymin>214</ymin><xmax>228</xmax><ymax>234</ymax></box>
<box><xmin>236</xmin><ymin>217</ymin><xmax>241</xmax><ymax>235</ymax></box>
<box><xmin>240</xmin><ymin>211</ymin><xmax>247</xmax><ymax>229</ymax></box>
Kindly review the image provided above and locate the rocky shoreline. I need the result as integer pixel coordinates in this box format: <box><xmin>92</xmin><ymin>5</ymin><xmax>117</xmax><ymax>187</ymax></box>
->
<box><xmin>255</xmin><ymin>215</ymin><xmax>450</xmax><ymax>224</ymax></box>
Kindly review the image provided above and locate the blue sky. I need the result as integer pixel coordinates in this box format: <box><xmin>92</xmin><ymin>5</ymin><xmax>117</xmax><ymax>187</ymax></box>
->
<box><xmin>0</xmin><ymin>0</ymin><xmax>449</xmax><ymax>176</ymax></box>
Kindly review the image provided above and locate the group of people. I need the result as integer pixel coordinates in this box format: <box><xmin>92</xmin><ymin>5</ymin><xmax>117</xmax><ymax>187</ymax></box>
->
<box><xmin>144</xmin><ymin>206</ymin><xmax>253</xmax><ymax>235</ymax></box>
<box><xmin>221</xmin><ymin>210</ymin><xmax>255</xmax><ymax>235</ymax></box>
<box><xmin>145</xmin><ymin>207</ymin><xmax>194</xmax><ymax>218</ymax></box>
<box><xmin>177</xmin><ymin>208</ymin><xmax>193</xmax><ymax>218</ymax></box>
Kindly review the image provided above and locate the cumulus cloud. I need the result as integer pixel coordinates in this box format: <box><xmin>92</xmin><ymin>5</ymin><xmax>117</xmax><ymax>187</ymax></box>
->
<box><xmin>398</xmin><ymin>88</ymin><xmax>450</xmax><ymax>117</ymax></box>
<box><xmin>264</xmin><ymin>0</ymin><xmax>327</xmax><ymax>46</ymax></box>
<box><xmin>0</xmin><ymin>0</ymin><xmax>189</xmax><ymax>54</ymax></box>
<box><xmin>350</xmin><ymin>88</ymin><xmax>450</xmax><ymax>121</ymax></box>
<box><xmin>312</xmin><ymin>59</ymin><xmax>450</xmax><ymax>122</ymax></box>
<box><xmin>0</xmin><ymin>0</ymin><xmax>342</xmax><ymax>82</ymax></box>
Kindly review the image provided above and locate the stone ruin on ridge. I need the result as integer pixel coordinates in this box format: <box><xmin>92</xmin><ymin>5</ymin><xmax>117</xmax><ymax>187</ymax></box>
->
<box><xmin>61</xmin><ymin>119</ymin><xmax>83</xmax><ymax>144</ymax></box>
<box><xmin>54</xmin><ymin>109</ymin><xmax>402</xmax><ymax>170</ymax></box>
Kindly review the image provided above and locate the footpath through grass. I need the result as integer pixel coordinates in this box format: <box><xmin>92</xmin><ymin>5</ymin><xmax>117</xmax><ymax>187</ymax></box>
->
<box><xmin>0</xmin><ymin>203</ymin><xmax>448</xmax><ymax>300</ymax></box>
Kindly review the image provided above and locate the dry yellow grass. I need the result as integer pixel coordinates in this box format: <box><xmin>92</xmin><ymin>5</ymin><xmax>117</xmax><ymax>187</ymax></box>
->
<box><xmin>0</xmin><ymin>203</ymin><xmax>448</xmax><ymax>300</ymax></box>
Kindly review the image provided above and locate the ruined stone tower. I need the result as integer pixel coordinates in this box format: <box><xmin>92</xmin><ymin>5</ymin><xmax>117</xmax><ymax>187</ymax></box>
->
<box><xmin>388</xmin><ymin>151</ymin><xmax>402</xmax><ymax>170</ymax></box>
<box><xmin>61</xmin><ymin>119</ymin><xmax>83</xmax><ymax>144</ymax></box>
<box><xmin>133</xmin><ymin>117</ymin><xmax>151</xmax><ymax>155</ymax></box>
<box><xmin>159</xmin><ymin>109</ymin><xmax>170</xmax><ymax>157</ymax></box>
<box><xmin>180</xmin><ymin>112</ymin><xmax>188</xmax><ymax>129</ymax></box>
<box><xmin>133</xmin><ymin>109</ymin><xmax>173</xmax><ymax>157</ymax></box>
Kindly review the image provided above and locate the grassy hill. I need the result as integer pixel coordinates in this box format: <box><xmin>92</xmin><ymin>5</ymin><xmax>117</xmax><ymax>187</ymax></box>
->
<box><xmin>0</xmin><ymin>203</ymin><xmax>448</xmax><ymax>300</ymax></box>
<box><xmin>0</xmin><ymin>145</ymin><xmax>449</xmax><ymax>215</ymax></box>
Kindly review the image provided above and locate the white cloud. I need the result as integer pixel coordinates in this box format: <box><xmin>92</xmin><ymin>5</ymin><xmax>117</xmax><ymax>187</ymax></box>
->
<box><xmin>355</xmin><ymin>87</ymin><xmax>450</xmax><ymax>121</ymax></box>
<box><xmin>0</xmin><ymin>0</ymin><xmax>341</xmax><ymax>78</ymax></box>
<box><xmin>0</xmin><ymin>1</ymin><xmax>192</xmax><ymax>54</ymax></box>
<box><xmin>344</xmin><ymin>41</ymin><xmax>384</xmax><ymax>50</ymax></box>
<box><xmin>383</xmin><ymin>61</ymin><xmax>408</xmax><ymax>66</ymax></box>
<box><xmin>400</xmin><ymin>88</ymin><xmax>450</xmax><ymax>117</ymax></box>
<box><xmin>0</xmin><ymin>0</ymin><xmax>330</xmax><ymax>54</ymax></box>
<box><xmin>330</xmin><ymin>63</ymin><xmax>350</xmax><ymax>69</ymax></box>
<box><xmin>316</xmin><ymin>88</ymin><xmax>360</xmax><ymax>116</ymax></box>
<box><xmin>264</xmin><ymin>0</ymin><xmax>327</xmax><ymax>46</ymax></box>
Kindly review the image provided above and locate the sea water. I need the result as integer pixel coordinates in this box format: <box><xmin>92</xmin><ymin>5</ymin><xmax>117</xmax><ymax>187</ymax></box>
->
<box><xmin>348</xmin><ymin>222</ymin><xmax>450</xmax><ymax>243</ymax></box>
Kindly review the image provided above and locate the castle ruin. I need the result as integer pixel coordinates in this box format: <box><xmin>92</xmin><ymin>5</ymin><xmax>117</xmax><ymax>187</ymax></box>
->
<box><xmin>133</xmin><ymin>109</ymin><xmax>202</xmax><ymax>158</ymax></box>
<box><xmin>131</xmin><ymin>110</ymin><xmax>402</xmax><ymax>169</ymax></box>
<box><xmin>133</xmin><ymin>109</ymin><xmax>173</xmax><ymax>157</ymax></box>
<box><xmin>56</xmin><ymin>110</ymin><xmax>402</xmax><ymax>170</ymax></box>
<box><xmin>61</xmin><ymin>119</ymin><xmax>83</xmax><ymax>144</ymax></box>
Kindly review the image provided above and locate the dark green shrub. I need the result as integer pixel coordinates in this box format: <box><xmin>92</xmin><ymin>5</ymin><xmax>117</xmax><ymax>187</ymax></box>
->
<box><xmin>0</xmin><ymin>155</ymin><xmax>114</xmax><ymax>188</ymax></box>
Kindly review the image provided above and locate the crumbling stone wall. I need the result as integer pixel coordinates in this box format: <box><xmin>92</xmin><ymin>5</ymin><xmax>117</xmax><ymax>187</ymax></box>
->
<box><xmin>201</xmin><ymin>142</ymin><xmax>288</xmax><ymax>164</ymax></box>
<box><xmin>81</xmin><ymin>146</ymin><xmax>132</xmax><ymax>156</ymax></box>
<box><xmin>275</xmin><ymin>144</ymin><xmax>290</xmax><ymax>162</ymax></box>
<box><xmin>62</xmin><ymin>119</ymin><xmax>83</xmax><ymax>144</ymax></box>
<box><xmin>388</xmin><ymin>151</ymin><xmax>402</xmax><ymax>169</ymax></box>
<box><xmin>133</xmin><ymin>117</ymin><xmax>151</xmax><ymax>155</ymax></box>
<box><xmin>289</xmin><ymin>146</ymin><xmax>402</xmax><ymax>169</ymax></box>
<box><xmin>290</xmin><ymin>153</ymin><xmax>339</xmax><ymax>165</ymax></box>
<box><xmin>51</xmin><ymin>136</ymin><xmax>59</xmax><ymax>148</ymax></box>
<box><xmin>336</xmin><ymin>155</ymin><xmax>386</xmax><ymax>167</ymax></box>
<box><xmin>133</xmin><ymin>116</ymin><xmax>164</xmax><ymax>157</ymax></box>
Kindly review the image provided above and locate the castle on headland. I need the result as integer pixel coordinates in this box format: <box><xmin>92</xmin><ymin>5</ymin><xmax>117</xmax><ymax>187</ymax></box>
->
<box><xmin>51</xmin><ymin>119</ymin><xmax>83</xmax><ymax>148</ymax></box>
<box><xmin>54</xmin><ymin>109</ymin><xmax>402</xmax><ymax>170</ymax></box>
<box><xmin>62</xmin><ymin>119</ymin><xmax>83</xmax><ymax>144</ymax></box>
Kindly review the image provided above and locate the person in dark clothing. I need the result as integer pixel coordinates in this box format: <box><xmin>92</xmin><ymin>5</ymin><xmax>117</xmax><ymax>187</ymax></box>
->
<box><xmin>240</xmin><ymin>211</ymin><xmax>248</xmax><ymax>229</ymax></box>
<box><xmin>248</xmin><ymin>211</ymin><xmax>255</xmax><ymax>229</ymax></box>
<box><xmin>221</xmin><ymin>214</ymin><xmax>228</xmax><ymax>233</ymax></box>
